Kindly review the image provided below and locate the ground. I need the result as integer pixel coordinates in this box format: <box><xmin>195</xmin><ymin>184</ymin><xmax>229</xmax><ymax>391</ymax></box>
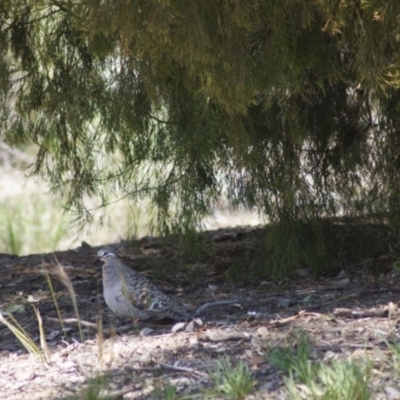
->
<box><xmin>1</xmin><ymin>223</ymin><xmax>400</xmax><ymax>399</ymax></box>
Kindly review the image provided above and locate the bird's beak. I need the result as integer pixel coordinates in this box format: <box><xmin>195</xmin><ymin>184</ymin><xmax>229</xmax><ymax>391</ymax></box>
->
<box><xmin>94</xmin><ymin>251</ymin><xmax>103</xmax><ymax>265</ymax></box>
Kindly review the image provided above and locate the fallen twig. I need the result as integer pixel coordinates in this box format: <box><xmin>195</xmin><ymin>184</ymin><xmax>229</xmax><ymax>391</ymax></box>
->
<box><xmin>47</xmin><ymin>317</ymin><xmax>97</xmax><ymax>329</ymax></box>
<box><xmin>200</xmin><ymin>329</ymin><xmax>251</xmax><ymax>342</ymax></box>
<box><xmin>194</xmin><ymin>298</ymin><xmax>239</xmax><ymax>316</ymax></box>
<box><xmin>333</xmin><ymin>307</ymin><xmax>388</xmax><ymax>318</ymax></box>
<box><xmin>158</xmin><ymin>362</ymin><xmax>208</xmax><ymax>377</ymax></box>
<box><xmin>120</xmin><ymin>362</ymin><xmax>208</xmax><ymax>378</ymax></box>
<box><xmin>104</xmin><ymin>384</ymin><xmax>152</xmax><ymax>399</ymax></box>
<box><xmin>46</xmin><ymin>317</ymin><xmax>134</xmax><ymax>334</ymax></box>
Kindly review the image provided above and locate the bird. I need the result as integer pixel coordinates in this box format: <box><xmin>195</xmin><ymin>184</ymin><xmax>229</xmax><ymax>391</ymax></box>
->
<box><xmin>97</xmin><ymin>249</ymin><xmax>191</xmax><ymax>321</ymax></box>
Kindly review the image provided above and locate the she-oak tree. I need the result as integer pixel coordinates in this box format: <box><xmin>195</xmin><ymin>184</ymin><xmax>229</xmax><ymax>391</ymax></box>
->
<box><xmin>1</xmin><ymin>1</ymin><xmax>400</xmax><ymax>273</ymax></box>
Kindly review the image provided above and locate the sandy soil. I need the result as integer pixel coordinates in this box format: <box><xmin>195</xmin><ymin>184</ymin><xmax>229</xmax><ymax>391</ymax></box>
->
<box><xmin>1</xmin><ymin>225</ymin><xmax>400</xmax><ymax>399</ymax></box>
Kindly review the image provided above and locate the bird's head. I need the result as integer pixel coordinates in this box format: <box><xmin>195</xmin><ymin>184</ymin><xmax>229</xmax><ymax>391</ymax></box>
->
<box><xmin>97</xmin><ymin>249</ymin><xmax>116</xmax><ymax>262</ymax></box>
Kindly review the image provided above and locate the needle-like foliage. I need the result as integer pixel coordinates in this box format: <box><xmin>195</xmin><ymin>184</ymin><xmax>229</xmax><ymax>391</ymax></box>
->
<box><xmin>1</xmin><ymin>1</ymin><xmax>400</xmax><ymax>272</ymax></box>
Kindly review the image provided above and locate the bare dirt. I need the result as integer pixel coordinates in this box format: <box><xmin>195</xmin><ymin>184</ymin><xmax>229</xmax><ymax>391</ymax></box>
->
<box><xmin>1</xmin><ymin>224</ymin><xmax>400</xmax><ymax>399</ymax></box>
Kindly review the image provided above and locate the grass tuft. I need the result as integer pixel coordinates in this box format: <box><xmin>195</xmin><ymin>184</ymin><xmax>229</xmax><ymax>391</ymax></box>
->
<box><xmin>0</xmin><ymin>311</ymin><xmax>43</xmax><ymax>359</ymax></box>
<box><xmin>32</xmin><ymin>304</ymin><xmax>51</xmax><ymax>363</ymax></box>
<box><xmin>207</xmin><ymin>356</ymin><xmax>255</xmax><ymax>399</ymax></box>
<box><xmin>153</xmin><ymin>383</ymin><xmax>178</xmax><ymax>400</ymax></box>
<box><xmin>268</xmin><ymin>333</ymin><xmax>315</xmax><ymax>385</ymax></box>
<box><xmin>0</xmin><ymin>198</ymin><xmax>67</xmax><ymax>255</ymax></box>
<box><xmin>381</xmin><ymin>335</ymin><xmax>400</xmax><ymax>375</ymax></box>
<box><xmin>45</xmin><ymin>272</ymin><xmax>66</xmax><ymax>335</ymax></box>
<box><xmin>79</xmin><ymin>376</ymin><xmax>110</xmax><ymax>400</ymax></box>
<box><xmin>268</xmin><ymin>333</ymin><xmax>371</xmax><ymax>400</ymax></box>
<box><xmin>51</xmin><ymin>258</ymin><xmax>84</xmax><ymax>341</ymax></box>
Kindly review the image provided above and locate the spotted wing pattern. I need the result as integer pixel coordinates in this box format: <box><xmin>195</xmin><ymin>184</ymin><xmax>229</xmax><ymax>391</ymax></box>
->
<box><xmin>99</xmin><ymin>249</ymin><xmax>190</xmax><ymax>321</ymax></box>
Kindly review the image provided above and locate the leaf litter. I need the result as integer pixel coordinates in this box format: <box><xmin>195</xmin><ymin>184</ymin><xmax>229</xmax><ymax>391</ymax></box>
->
<box><xmin>0</xmin><ymin>225</ymin><xmax>400</xmax><ymax>398</ymax></box>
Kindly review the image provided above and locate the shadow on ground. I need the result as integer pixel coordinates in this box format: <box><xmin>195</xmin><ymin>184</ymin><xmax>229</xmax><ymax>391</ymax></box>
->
<box><xmin>1</xmin><ymin>222</ymin><xmax>400</xmax><ymax>399</ymax></box>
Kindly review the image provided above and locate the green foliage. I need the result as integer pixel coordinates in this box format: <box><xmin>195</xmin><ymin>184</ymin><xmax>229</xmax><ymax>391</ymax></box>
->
<box><xmin>381</xmin><ymin>336</ymin><xmax>400</xmax><ymax>376</ymax></box>
<box><xmin>208</xmin><ymin>357</ymin><xmax>255</xmax><ymax>399</ymax></box>
<box><xmin>268</xmin><ymin>334</ymin><xmax>316</xmax><ymax>385</ymax></box>
<box><xmin>0</xmin><ymin>195</ymin><xmax>68</xmax><ymax>255</ymax></box>
<box><xmin>266</xmin><ymin>220</ymin><xmax>330</xmax><ymax>276</ymax></box>
<box><xmin>268</xmin><ymin>334</ymin><xmax>371</xmax><ymax>400</ymax></box>
<box><xmin>2</xmin><ymin>1</ymin><xmax>400</xmax><ymax>271</ymax></box>
<box><xmin>77</xmin><ymin>376</ymin><xmax>111</xmax><ymax>400</ymax></box>
<box><xmin>3</xmin><ymin>212</ymin><xmax>23</xmax><ymax>254</ymax></box>
<box><xmin>153</xmin><ymin>383</ymin><xmax>178</xmax><ymax>400</ymax></box>
<box><xmin>314</xmin><ymin>361</ymin><xmax>371</xmax><ymax>400</ymax></box>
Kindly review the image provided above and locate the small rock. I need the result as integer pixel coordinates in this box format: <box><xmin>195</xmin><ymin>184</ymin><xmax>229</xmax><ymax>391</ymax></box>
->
<box><xmin>14</xmin><ymin>369</ymin><xmax>36</xmax><ymax>381</ymax></box>
<box><xmin>193</xmin><ymin>318</ymin><xmax>203</xmax><ymax>326</ymax></box>
<box><xmin>256</xmin><ymin>326</ymin><xmax>269</xmax><ymax>339</ymax></box>
<box><xmin>277</xmin><ymin>298</ymin><xmax>291</xmax><ymax>308</ymax></box>
<box><xmin>185</xmin><ymin>321</ymin><xmax>195</xmax><ymax>332</ymax></box>
<box><xmin>206</xmin><ymin>284</ymin><xmax>218</xmax><ymax>295</ymax></box>
<box><xmin>385</xmin><ymin>386</ymin><xmax>400</xmax><ymax>400</ymax></box>
<box><xmin>47</xmin><ymin>330</ymin><xmax>61</xmax><ymax>341</ymax></box>
<box><xmin>139</xmin><ymin>327</ymin><xmax>154</xmax><ymax>336</ymax></box>
<box><xmin>336</xmin><ymin>278</ymin><xmax>350</xmax><ymax>287</ymax></box>
<box><xmin>323</xmin><ymin>351</ymin><xmax>337</xmax><ymax>360</ymax></box>
<box><xmin>171</xmin><ymin>322</ymin><xmax>186</xmax><ymax>333</ymax></box>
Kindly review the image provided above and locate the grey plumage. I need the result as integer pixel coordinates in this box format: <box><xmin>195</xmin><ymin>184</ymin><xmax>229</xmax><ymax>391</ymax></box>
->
<box><xmin>98</xmin><ymin>249</ymin><xmax>190</xmax><ymax>321</ymax></box>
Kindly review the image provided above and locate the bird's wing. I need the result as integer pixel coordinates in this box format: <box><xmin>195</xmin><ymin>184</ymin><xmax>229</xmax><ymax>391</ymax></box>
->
<box><xmin>114</xmin><ymin>262</ymin><xmax>189</xmax><ymax>319</ymax></box>
<box><xmin>119</xmin><ymin>271</ymin><xmax>175</xmax><ymax>315</ymax></box>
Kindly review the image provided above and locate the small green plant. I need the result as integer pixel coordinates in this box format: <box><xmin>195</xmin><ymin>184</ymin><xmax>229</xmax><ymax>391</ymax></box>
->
<box><xmin>268</xmin><ymin>333</ymin><xmax>315</xmax><ymax>385</ymax></box>
<box><xmin>208</xmin><ymin>357</ymin><xmax>255</xmax><ymax>399</ymax></box>
<box><xmin>78</xmin><ymin>376</ymin><xmax>110</xmax><ymax>400</ymax></box>
<box><xmin>153</xmin><ymin>383</ymin><xmax>178</xmax><ymax>400</ymax></box>
<box><xmin>152</xmin><ymin>265</ymin><xmax>169</xmax><ymax>281</ymax></box>
<box><xmin>268</xmin><ymin>334</ymin><xmax>371</xmax><ymax>400</ymax></box>
<box><xmin>382</xmin><ymin>335</ymin><xmax>400</xmax><ymax>375</ymax></box>
<box><xmin>315</xmin><ymin>360</ymin><xmax>371</xmax><ymax>400</ymax></box>
<box><xmin>282</xmin><ymin>360</ymin><xmax>371</xmax><ymax>400</ymax></box>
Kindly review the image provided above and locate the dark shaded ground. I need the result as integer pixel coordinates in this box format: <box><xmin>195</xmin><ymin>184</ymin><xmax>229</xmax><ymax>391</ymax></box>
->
<box><xmin>1</xmin><ymin>222</ymin><xmax>400</xmax><ymax>399</ymax></box>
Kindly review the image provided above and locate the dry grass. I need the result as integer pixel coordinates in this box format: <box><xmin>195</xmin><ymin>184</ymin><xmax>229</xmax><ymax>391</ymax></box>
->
<box><xmin>0</xmin><ymin>164</ymin><xmax>261</xmax><ymax>255</ymax></box>
<box><xmin>1</xmin><ymin>223</ymin><xmax>400</xmax><ymax>399</ymax></box>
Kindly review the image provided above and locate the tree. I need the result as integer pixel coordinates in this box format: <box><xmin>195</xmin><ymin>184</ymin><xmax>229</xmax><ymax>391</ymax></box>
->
<box><xmin>1</xmin><ymin>1</ymin><xmax>400</xmax><ymax>273</ymax></box>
